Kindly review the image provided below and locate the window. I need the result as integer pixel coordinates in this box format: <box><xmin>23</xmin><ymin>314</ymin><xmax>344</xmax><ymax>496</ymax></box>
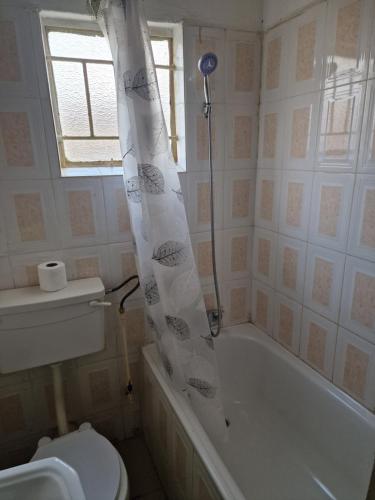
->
<box><xmin>43</xmin><ymin>26</ymin><xmax>178</xmax><ymax>169</ymax></box>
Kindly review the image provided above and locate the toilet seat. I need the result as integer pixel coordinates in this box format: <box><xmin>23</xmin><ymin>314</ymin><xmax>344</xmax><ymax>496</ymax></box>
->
<box><xmin>31</xmin><ymin>425</ymin><xmax>128</xmax><ymax>500</ymax></box>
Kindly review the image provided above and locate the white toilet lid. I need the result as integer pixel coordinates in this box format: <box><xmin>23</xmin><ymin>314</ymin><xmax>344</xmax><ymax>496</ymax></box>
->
<box><xmin>31</xmin><ymin>428</ymin><xmax>123</xmax><ymax>500</ymax></box>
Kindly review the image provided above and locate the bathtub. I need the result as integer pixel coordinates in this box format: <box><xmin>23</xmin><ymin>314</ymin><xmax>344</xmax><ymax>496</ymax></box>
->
<box><xmin>141</xmin><ymin>323</ymin><xmax>375</xmax><ymax>500</ymax></box>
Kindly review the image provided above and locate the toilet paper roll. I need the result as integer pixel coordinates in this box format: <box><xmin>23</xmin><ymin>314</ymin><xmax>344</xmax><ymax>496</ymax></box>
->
<box><xmin>37</xmin><ymin>261</ymin><xmax>68</xmax><ymax>292</ymax></box>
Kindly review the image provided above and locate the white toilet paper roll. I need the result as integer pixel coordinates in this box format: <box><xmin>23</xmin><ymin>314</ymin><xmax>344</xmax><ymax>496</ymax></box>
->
<box><xmin>37</xmin><ymin>261</ymin><xmax>68</xmax><ymax>292</ymax></box>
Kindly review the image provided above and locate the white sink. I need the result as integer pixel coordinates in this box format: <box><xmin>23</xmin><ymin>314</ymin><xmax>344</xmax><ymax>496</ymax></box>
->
<box><xmin>0</xmin><ymin>457</ymin><xmax>86</xmax><ymax>500</ymax></box>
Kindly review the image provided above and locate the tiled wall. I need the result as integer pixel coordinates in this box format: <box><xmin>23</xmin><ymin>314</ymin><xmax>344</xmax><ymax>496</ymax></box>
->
<box><xmin>0</xmin><ymin>4</ymin><xmax>260</xmax><ymax>467</ymax></box>
<box><xmin>183</xmin><ymin>26</ymin><xmax>260</xmax><ymax>326</ymax></box>
<box><xmin>253</xmin><ymin>0</ymin><xmax>375</xmax><ymax>412</ymax></box>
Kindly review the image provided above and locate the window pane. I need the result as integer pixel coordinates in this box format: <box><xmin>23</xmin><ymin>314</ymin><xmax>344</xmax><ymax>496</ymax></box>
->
<box><xmin>48</xmin><ymin>31</ymin><xmax>112</xmax><ymax>60</ymax></box>
<box><xmin>156</xmin><ymin>68</ymin><xmax>171</xmax><ymax>135</ymax></box>
<box><xmin>151</xmin><ymin>39</ymin><xmax>170</xmax><ymax>65</ymax></box>
<box><xmin>87</xmin><ymin>63</ymin><xmax>118</xmax><ymax>136</ymax></box>
<box><xmin>52</xmin><ymin>61</ymin><xmax>90</xmax><ymax>136</ymax></box>
<box><xmin>64</xmin><ymin>139</ymin><xmax>121</xmax><ymax>163</ymax></box>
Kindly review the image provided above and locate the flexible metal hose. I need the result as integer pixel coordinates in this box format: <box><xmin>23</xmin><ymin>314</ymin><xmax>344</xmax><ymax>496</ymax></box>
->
<box><xmin>204</xmin><ymin>75</ymin><xmax>222</xmax><ymax>337</ymax></box>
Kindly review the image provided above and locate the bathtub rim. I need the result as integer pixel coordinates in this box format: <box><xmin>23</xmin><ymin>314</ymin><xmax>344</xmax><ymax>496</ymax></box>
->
<box><xmin>142</xmin><ymin>321</ymin><xmax>375</xmax><ymax>500</ymax></box>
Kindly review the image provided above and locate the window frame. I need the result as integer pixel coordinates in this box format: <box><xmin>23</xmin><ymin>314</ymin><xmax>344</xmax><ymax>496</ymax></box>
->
<box><xmin>42</xmin><ymin>23</ymin><xmax>178</xmax><ymax>169</ymax></box>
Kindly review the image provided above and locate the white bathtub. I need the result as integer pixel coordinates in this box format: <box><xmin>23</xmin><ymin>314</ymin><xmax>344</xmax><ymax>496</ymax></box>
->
<box><xmin>142</xmin><ymin>323</ymin><xmax>375</xmax><ymax>500</ymax></box>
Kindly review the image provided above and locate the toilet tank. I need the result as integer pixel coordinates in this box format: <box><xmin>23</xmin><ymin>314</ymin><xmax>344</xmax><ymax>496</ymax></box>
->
<box><xmin>0</xmin><ymin>278</ymin><xmax>106</xmax><ymax>373</ymax></box>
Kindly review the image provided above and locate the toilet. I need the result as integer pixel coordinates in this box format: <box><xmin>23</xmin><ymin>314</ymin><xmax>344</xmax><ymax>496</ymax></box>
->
<box><xmin>32</xmin><ymin>423</ymin><xmax>129</xmax><ymax>500</ymax></box>
<box><xmin>0</xmin><ymin>277</ymin><xmax>130</xmax><ymax>500</ymax></box>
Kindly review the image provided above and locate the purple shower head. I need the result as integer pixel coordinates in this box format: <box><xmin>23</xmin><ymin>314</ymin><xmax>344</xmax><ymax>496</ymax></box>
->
<box><xmin>197</xmin><ymin>52</ymin><xmax>218</xmax><ymax>76</ymax></box>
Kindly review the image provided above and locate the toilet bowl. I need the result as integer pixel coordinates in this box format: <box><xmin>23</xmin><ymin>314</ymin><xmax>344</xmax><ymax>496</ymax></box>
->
<box><xmin>31</xmin><ymin>423</ymin><xmax>129</xmax><ymax>500</ymax></box>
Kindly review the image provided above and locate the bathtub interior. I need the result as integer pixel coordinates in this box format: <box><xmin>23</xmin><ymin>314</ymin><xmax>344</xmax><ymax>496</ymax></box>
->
<box><xmin>214</xmin><ymin>326</ymin><xmax>375</xmax><ymax>500</ymax></box>
<box><xmin>143</xmin><ymin>324</ymin><xmax>375</xmax><ymax>500</ymax></box>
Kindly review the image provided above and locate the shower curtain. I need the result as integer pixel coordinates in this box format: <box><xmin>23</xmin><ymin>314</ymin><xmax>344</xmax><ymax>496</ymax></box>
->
<box><xmin>97</xmin><ymin>0</ymin><xmax>225</xmax><ymax>436</ymax></box>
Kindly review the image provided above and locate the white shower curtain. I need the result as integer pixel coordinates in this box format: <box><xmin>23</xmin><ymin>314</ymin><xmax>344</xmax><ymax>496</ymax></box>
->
<box><xmin>98</xmin><ymin>0</ymin><xmax>225</xmax><ymax>436</ymax></box>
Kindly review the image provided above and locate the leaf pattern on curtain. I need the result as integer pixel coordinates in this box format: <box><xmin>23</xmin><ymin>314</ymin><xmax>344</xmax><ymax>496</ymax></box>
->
<box><xmin>99</xmin><ymin>0</ymin><xmax>225</xmax><ymax>437</ymax></box>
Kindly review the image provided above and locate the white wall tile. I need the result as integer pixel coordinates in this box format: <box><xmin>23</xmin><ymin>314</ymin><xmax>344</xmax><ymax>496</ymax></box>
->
<box><xmin>261</xmin><ymin>23</ymin><xmax>288</xmax><ymax>102</ymax></box>
<box><xmin>258</xmin><ymin>100</ymin><xmax>284</xmax><ymax>170</ymax></box>
<box><xmin>0</xmin><ymin>179</ymin><xmax>59</xmax><ymax>254</ymax></box>
<box><xmin>340</xmin><ymin>256</ymin><xmax>375</xmax><ymax>343</ymax></box>
<box><xmin>187</xmin><ymin>170</ymin><xmax>224</xmax><ymax>233</ymax></box>
<box><xmin>303</xmin><ymin>244</ymin><xmax>345</xmax><ymax>322</ymax></box>
<box><xmin>309</xmin><ymin>172</ymin><xmax>355</xmax><ymax>251</ymax></box>
<box><xmin>53</xmin><ymin>178</ymin><xmax>108</xmax><ymax>248</ymax></box>
<box><xmin>300</xmin><ymin>307</ymin><xmax>338</xmax><ymax>379</ymax></box>
<box><xmin>223</xmin><ymin>169</ymin><xmax>255</xmax><ymax>228</ymax></box>
<box><xmin>0</xmin><ymin>98</ymin><xmax>50</xmax><ymax>179</ymax></box>
<box><xmin>225</xmin><ymin>30</ymin><xmax>260</xmax><ymax>105</ymax></box>
<box><xmin>251</xmin><ymin>279</ymin><xmax>274</xmax><ymax>334</ymax></box>
<box><xmin>183</xmin><ymin>26</ymin><xmax>225</xmax><ymax>104</ymax></box>
<box><xmin>225</xmin><ymin>104</ymin><xmax>257</xmax><ymax>170</ymax></box>
<box><xmin>286</xmin><ymin>3</ymin><xmax>326</xmax><ymax>97</ymax></box>
<box><xmin>222</xmin><ymin>227</ymin><xmax>252</xmax><ymax>281</ymax></box>
<box><xmin>0</xmin><ymin>7</ymin><xmax>39</xmax><ymax>98</ymax></box>
<box><xmin>323</xmin><ymin>0</ymin><xmax>373</xmax><ymax>88</ymax></box>
<box><xmin>273</xmin><ymin>293</ymin><xmax>302</xmax><ymax>355</ymax></box>
<box><xmin>278</xmin><ymin>170</ymin><xmax>313</xmax><ymax>240</ymax></box>
<box><xmin>62</xmin><ymin>245</ymin><xmax>111</xmax><ymax>287</ymax></box>
<box><xmin>254</xmin><ymin>169</ymin><xmax>281</xmax><ymax>231</ymax></box>
<box><xmin>358</xmin><ymin>80</ymin><xmax>375</xmax><ymax>173</ymax></box>
<box><xmin>185</xmin><ymin>102</ymin><xmax>225</xmax><ymax>172</ymax></box>
<box><xmin>252</xmin><ymin>227</ymin><xmax>277</xmax><ymax>287</ymax></box>
<box><xmin>0</xmin><ymin>256</ymin><xmax>14</xmax><ymax>290</ymax></box>
<box><xmin>102</xmin><ymin>176</ymin><xmax>133</xmax><ymax>243</ymax></box>
<box><xmin>283</xmin><ymin>92</ymin><xmax>319</xmax><ymax>171</ymax></box>
<box><xmin>333</xmin><ymin>327</ymin><xmax>375</xmax><ymax>410</ymax></box>
<box><xmin>316</xmin><ymin>82</ymin><xmax>365</xmax><ymax>172</ymax></box>
<box><xmin>223</xmin><ymin>278</ymin><xmax>251</xmax><ymax>326</ymax></box>
<box><xmin>347</xmin><ymin>174</ymin><xmax>375</xmax><ymax>262</ymax></box>
<box><xmin>275</xmin><ymin>234</ymin><xmax>307</xmax><ymax>302</ymax></box>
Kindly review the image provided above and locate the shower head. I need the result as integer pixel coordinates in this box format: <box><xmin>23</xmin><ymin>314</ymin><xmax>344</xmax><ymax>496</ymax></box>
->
<box><xmin>198</xmin><ymin>52</ymin><xmax>218</xmax><ymax>76</ymax></box>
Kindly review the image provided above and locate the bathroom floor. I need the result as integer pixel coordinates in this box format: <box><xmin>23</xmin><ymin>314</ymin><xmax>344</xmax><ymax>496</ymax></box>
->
<box><xmin>116</xmin><ymin>437</ymin><xmax>166</xmax><ymax>500</ymax></box>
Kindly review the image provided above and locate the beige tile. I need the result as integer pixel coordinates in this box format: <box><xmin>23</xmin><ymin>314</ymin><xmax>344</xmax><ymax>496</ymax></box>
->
<box><xmin>0</xmin><ymin>394</ymin><xmax>25</xmax><ymax>434</ymax></box>
<box><xmin>0</xmin><ymin>21</ymin><xmax>21</xmax><ymax>82</ymax></box>
<box><xmin>290</xmin><ymin>107</ymin><xmax>310</xmax><ymax>159</ymax></box>
<box><xmin>335</xmin><ymin>0</ymin><xmax>360</xmax><ymax>63</ymax></box>
<box><xmin>286</xmin><ymin>182</ymin><xmax>304</xmax><ymax>227</ymax></box>
<box><xmin>197</xmin><ymin>182</ymin><xmax>210</xmax><ymax>225</ymax></box>
<box><xmin>318</xmin><ymin>185</ymin><xmax>342</xmax><ymax>237</ymax></box>
<box><xmin>266</xmin><ymin>37</ymin><xmax>281</xmax><ymax>90</ymax></box>
<box><xmin>75</xmin><ymin>256</ymin><xmax>100</xmax><ymax>279</ymax></box>
<box><xmin>0</xmin><ymin>112</ymin><xmax>33</xmax><ymax>167</ymax></box>
<box><xmin>256</xmin><ymin>289</ymin><xmax>268</xmax><ymax>330</ymax></box>
<box><xmin>14</xmin><ymin>193</ymin><xmax>46</xmax><ymax>242</ymax></box>
<box><xmin>260</xmin><ymin>179</ymin><xmax>274</xmax><ymax>221</ymax></box>
<box><xmin>324</xmin><ymin>98</ymin><xmax>353</xmax><ymax>157</ymax></box>
<box><xmin>282</xmin><ymin>246</ymin><xmax>298</xmax><ymax>291</ymax></box>
<box><xmin>351</xmin><ymin>271</ymin><xmax>375</xmax><ymax>329</ymax></box>
<box><xmin>263</xmin><ymin>112</ymin><xmax>278</xmax><ymax>159</ymax></box>
<box><xmin>307</xmin><ymin>322</ymin><xmax>327</xmax><ymax>371</ymax></box>
<box><xmin>231</xmin><ymin>235</ymin><xmax>248</xmax><ymax>273</ymax></box>
<box><xmin>115</xmin><ymin>188</ymin><xmax>131</xmax><ymax>234</ymax></box>
<box><xmin>230</xmin><ymin>287</ymin><xmax>247</xmax><ymax>323</ymax></box>
<box><xmin>68</xmin><ymin>191</ymin><xmax>95</xmax><ymax>237</ymax></box>
<box><xmin>343</xmin><ymin>343</ymin><xmax>369</xmax><ymax>399</ymax></box>
<box><xmin>235</xmin><ymin>42</ymin><xmax>255</xmax><ymax>92</ymax></box>
<box><xmin>232</xmin><ymin>179</ymin><xmax>250</xmax><ymax>218</ymax></box>
<box><xmin>312</xmin><ymin>257</ymin><xmax>333</xmax><ymax>306</ymax></box>
<box><xmin>257</xmin><ymin>238</ymin><xmax>271</xmax><ymax>277</ymax></box>
<box><xmin>196</xmin><ymin>115</ymin><xmax>215</xmax><ymax>161</ymax></box>
<box><xmin>360</xmin><ymin>188</ymin><xmax>375</xmax><ymax>248</ymax></box>
<box><xmin>197</xmin><ymin>240</ymin><xmax>213</xmax><ymax>278</ymax></box>
<box><xmin>296</xmin><ymin>20</ymin><xmax>316</xmax><ymax>82</ymax></box>
<box><xmin>279</xmin><ymin>303</ymin><xmax>294</xmax><ymax>347</ymax></box>
<box><xmin>234</xmin><ymin>116</ymin><xmax>252</xmax><ymax>159</ymax></box>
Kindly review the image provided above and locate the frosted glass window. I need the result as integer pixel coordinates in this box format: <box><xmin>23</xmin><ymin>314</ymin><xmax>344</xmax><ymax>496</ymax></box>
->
<box><xmin>156</xmin><ymin>68</ymin><xmax>171</xmax><ymax>136</ymax></box>
<box><xmin>151</xmin><ymin>39</ymin><xmax>170</xmax><ymax>65</ymax></box>
<box><xmin>87</xmin><ymin>63</ymin><xmax>118</xmax><ymax>136</ymax></box>
<box><xmin>52</xmin><ymin>61</ymin><xmax>90</xmax><ymax>136</ymax></box>
<box><xmin>64</xmin><ymin>140</ymin><xmax>121</xmax><ymax>163</ymax></box>
<box><xmin>45</xmin><ymin>27</ymin><xmax>177</xmax><ymax>167</ymax></box>
<box><xmin>48</xmin><ymin>31</ymin><xmax>112</xmax><ymax>60</ymax></box>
